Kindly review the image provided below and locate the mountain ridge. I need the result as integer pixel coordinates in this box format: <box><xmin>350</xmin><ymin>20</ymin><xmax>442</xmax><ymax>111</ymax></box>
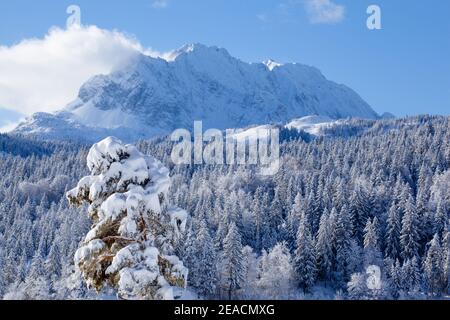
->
<box><xmin>13</xmin><ymin>43</ymin><xmax>379</xmax><ymax>142</ymax></box>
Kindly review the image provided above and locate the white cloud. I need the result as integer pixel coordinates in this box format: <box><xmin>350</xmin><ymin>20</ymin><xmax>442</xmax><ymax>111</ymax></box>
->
<box><xmin>0</xmin><ymin>25</ymin><xmax>164</xmax><ymax>116</ymax></box>
<box><xmin>256</xmin><ymin>13</ymin><xmax>268</xmax><ymax>22</ymax></box>
<box><xmin>152</xmin><ymin>0</ymin><xmax>169</xmax><ymax>9</ymax></box>
<box><xmin>304</xmin><ymin>0</ymin><xmax>345</xmax><ymax>24</ymax></box>
<box><xmin>0</xmin><ymin>121</ymin><xmax>22</xmax><ymax>133</ymax></box>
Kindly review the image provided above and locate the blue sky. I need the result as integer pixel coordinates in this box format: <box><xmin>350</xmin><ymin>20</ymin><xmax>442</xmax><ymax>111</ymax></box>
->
<box><xmin>0</xmin><ymin>0</ymin><xmax>449</xmax><ymax>124</ymax></box>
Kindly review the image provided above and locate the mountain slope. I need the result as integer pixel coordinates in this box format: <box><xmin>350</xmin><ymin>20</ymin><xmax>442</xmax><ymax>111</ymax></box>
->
<box><xmin>14</xmin><ymin>44</ymin><xmax>379</xmax><ymax>142</ymax></box>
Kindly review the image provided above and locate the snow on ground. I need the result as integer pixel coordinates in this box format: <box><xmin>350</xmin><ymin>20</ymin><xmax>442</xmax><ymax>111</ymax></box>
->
<box><xmin>263</xmin><ymin>59</ymin><xmax>283</xmax><ymax>71</ymax></box>
<box><xmin>228</xmin><ymin>124</ymin><xmax>274</xmax><ymax>142</ymax></box>
<box><xmin>285</xmin><ymin>115</ymin><xmax>335</xmax><ymax>136</ymax></box>
<box><xmin>227</xmin><ymin>115</ymin><xmax>336</xmax><ymax>143</ymax></box>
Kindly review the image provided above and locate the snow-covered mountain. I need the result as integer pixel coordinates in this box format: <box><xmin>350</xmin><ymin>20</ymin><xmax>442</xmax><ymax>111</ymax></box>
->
<box><xmin>14</xmin><ymin>44</ymin><xmax>379</xmax><ymax>142</ymax></box>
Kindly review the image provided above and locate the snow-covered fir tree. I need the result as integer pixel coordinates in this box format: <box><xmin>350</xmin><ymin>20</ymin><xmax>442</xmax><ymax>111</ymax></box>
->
<box><xmin>423</xmin><ymin>234</ymin><xmax>445</xmax><ymax>296</ymax></box>
<box><xmin>400</xmin><ymin>195</ymin><xmax>421</xmax><ymax>260</ymax></box>
<box><xmin>333</xmin><ymin>204</ymin><xmax>354</xmax><ymax>285</ymax></box>
<box><xmin>363</xmin><ymin>217</ymin><xmax>382</xmax><ymax>267</ymax></box>
<box><xmin>315</xmin><ymin>210</ymin><xmax>333</xmax><ymax>281</ymax></box>
<box><xmin>66</xmin><ymin>137</ymin><xmax>188</xmax><ymax>300</ymax></box>
<box><xmin>294</xmin><ymin>212</ymin><xmax>317</xmax><ymax>292</ymax></box>
<box><xmin>184</xmin><ymin>220</ymin><xmax>217</xmax><ymax>298</ymax></box>
<box><xmin>219</xmin><ymin>222</ymin><xmax>245</xmax><ymax>299</ymax></box>
<box><xmin>385</xmin><ymin>203</ymin><xmax>402</xmax><ymax>260</ymax></box>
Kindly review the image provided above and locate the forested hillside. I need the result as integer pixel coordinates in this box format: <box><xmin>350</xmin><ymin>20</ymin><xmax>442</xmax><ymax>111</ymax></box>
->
<box><xmin>1</xmin><ymin>115</ymin><xmax>449</xmax><ymax>299</ymax></box>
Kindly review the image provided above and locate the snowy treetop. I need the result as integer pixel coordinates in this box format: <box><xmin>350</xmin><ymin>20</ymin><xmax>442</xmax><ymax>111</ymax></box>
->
<box><xmin>67</xmin><ymin>137</ymin><xmax>188</xmax><ymax>300</ymax></box>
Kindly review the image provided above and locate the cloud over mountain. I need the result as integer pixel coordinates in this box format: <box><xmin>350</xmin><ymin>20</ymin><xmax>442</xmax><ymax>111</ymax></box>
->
<box><xmin>0</xmin><ymin>25</ymin><xmax>162</xmax><ymax>116</ymax></box>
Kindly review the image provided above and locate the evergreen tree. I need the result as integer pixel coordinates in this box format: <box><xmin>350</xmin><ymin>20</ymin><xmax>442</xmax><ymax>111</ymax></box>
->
<box><xmin>315</xmin><ymin>210</ymin><xmax>333</xmax><ymax>280</ymax></box>
<box><xmin>215</xmin><ymin>209</ymin><xmax>230</xmax><ymax>251</ymax></box>
<box><xmin>220</xmin><ymin>222</ymin><xmax>245</xmax><ymax>300</ymax></box>
<box><xmin>333</xmin><ymin>204</ymin><xmax>353</xmax><ymax>284</ymax></box>
<box><xmin>347</xmin><ymin>273</ymin><xmax>369</xmax><ymax>300</ymax></box>
<box><xmin>286</xmin><ymin>193</ymin><xmax>303</xmax><ymax>250</ymax></box>
<box><xmin>67</xmin><ymin>137</ymin><xmax>188</xmax><ymax>300</ymax></box>
<box><xmin>186</xmin><ymin>220</ymin><xmax>217</xmax><ymax>298</ymax></box>
<box><xmin>363</xmin><ymin>217</ymin><xmax>382</xmax><ymax>266</ymax></box>
<box><xmin>294</xmin><ymin>213</ymin><xmax>317</xmax><ymax>292</ymax></box>
<box><xmin>434</xmin><ymin>200</ymin><xmax>447</xmax><ymax>237</ymax></box>
<box><xmin>443</xmin><ymin>228</ymin><xmax>450</xmax><ymax>295</ymax></box>
<box><xmin>352</xmin><ymin>186</ymin><xmax>372</xmax><ymax>243</ymax></box>
<box><xmin>269</xmin><ymin>187</ymin><xmax>284</xmax><ymax>237</ymax></box>
<box><xmin>423</xmin><ymin>234</ymin><xmax>445</xmax><ymax>296</ymax></box>
<box><xmin>389</xmin><ymin>260</ymin><xmax>404</xmax><ymax>299</ymax></box>
<box><xmin>402</xmin><ymin>257</ymin><xmax>422</xmax><ymax>296</ymax></box>
<box><xmin>400</xmin><ymin>195</ymin><xmax>421</xmax><ymax>260</ymax></box>
<box><xmin>252</xmin><ymin>190</ymin><xmax>274</xmax><ymax>252</ymax></box>
<box><xmin>385</xmin><ymin>203</ymin><xmax>402</xmax><ymax>260</ymax></box>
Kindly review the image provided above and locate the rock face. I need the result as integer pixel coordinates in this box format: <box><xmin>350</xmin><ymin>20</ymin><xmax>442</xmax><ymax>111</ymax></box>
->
<box><xmin>14</xmin><ymin>44</ymin><xmax>379</xmax><ymax>142</ymax></box>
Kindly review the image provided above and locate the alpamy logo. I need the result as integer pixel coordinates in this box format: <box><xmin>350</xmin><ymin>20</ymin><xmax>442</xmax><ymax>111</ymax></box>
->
<box><xmin>170</xmin><ymin>121</ymin><xmax>280</xmax><ymax>176</ymax></box>
<box><xmin>367</xmin><ymin>5</ymin><xmax>382</xmax><ymax>30</ymax></box>
<box><xmin>66</xmin><ymin>5</ymin><xmax>81</xmax><ymax>28</ymax></box>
